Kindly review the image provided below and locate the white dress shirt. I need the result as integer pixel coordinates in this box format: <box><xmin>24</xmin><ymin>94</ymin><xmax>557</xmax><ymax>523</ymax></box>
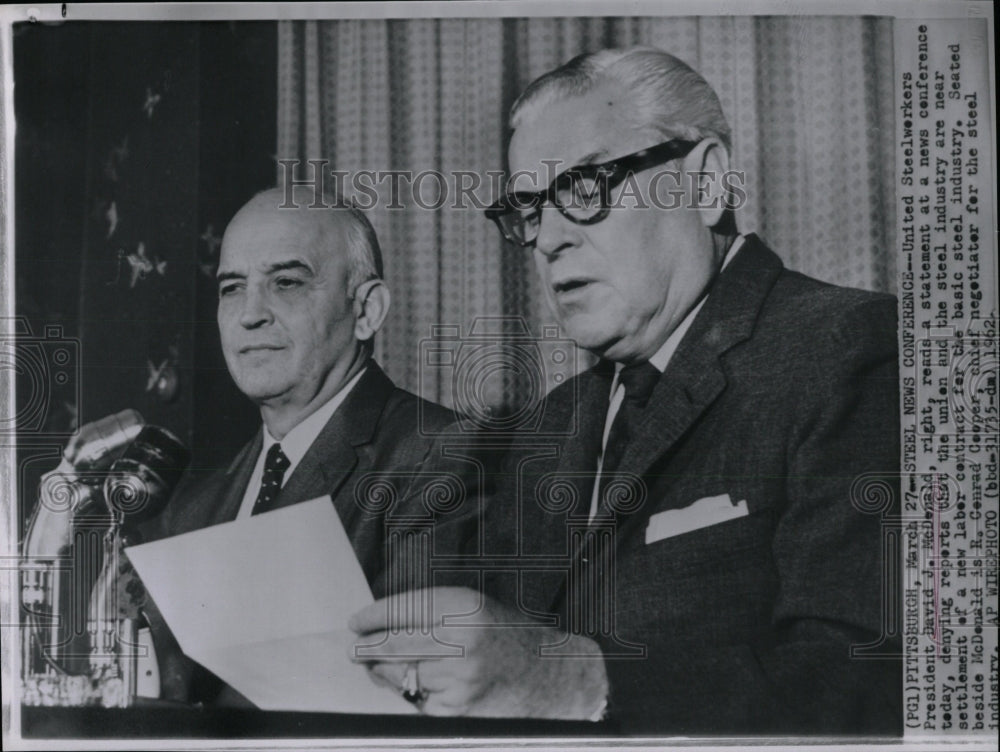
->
<box><xmin>237</xmin><ymin>367</ymin><xmax>368</xmax><ymax>518</ymax></box>
<box><xmin>588</xmin><ymin>236</ymin><xmax>745</xmax><ymax>519</ymax></box>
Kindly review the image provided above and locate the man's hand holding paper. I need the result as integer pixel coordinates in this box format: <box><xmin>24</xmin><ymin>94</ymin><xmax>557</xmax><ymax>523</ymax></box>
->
<box><xmin>349</xmin><ymin>586</ymin><xmax>608</xmax><ymax>719</ymax></box>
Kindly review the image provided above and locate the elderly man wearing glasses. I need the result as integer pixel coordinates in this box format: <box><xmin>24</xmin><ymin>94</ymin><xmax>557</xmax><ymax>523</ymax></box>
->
<box><xmin>351</xmin><ymin>47</ymin><xmax>901</xmax><ymax>735</ymax></box>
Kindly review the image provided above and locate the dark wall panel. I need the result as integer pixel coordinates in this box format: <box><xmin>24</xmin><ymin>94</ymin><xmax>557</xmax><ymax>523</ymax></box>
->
<box><xmin>14</xmin><ymin>21</ymin><xmax>277</xmax><ymax>519</ymax></box>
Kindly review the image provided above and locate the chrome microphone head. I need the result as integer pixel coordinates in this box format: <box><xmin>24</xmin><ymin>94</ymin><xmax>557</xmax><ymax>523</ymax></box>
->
<box><xmin>63</xmin><ymin>409</ymin><xmax>145</xmax><ymax>475</ymax></box>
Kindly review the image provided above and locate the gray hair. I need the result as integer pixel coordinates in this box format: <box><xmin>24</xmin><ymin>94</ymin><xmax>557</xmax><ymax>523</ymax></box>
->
<box><xmin>338</xmin><ymin>203</ymin><xmax>383</xmax><ymax>298</ymax></box>
<box><xmin>510</xmin><ymin>46</ymin><xmax>731</xmax><ymax>154</ymax></box>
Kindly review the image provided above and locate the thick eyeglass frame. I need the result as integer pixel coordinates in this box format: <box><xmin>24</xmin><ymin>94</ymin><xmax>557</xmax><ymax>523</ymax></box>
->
<box><xmin>485</xmin><ymin>137</ymin><xmax>699</xmax><ymax>247</ymax></box>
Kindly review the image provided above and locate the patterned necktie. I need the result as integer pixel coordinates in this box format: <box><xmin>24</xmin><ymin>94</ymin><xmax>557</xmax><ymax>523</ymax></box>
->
<box><xmin>596</xmin><ymin>362</ymin><xmax>661</xmax><ymax>517</ymax></box>
<box><xmin>251</xmin><ymin>443</ymin><xmax>290</xmax><ymax>515</ymax></box>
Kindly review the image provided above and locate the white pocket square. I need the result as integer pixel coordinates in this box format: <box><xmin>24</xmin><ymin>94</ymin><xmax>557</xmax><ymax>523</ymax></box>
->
<box><xmin>645</xmin><ymin>494</ymin><xmax>749</xmax><ymax>544</ymax></box>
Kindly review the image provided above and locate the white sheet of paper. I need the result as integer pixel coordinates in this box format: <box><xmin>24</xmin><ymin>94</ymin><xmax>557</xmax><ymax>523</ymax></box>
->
<box><xmin>126</xmin><ymin>496</ymin><xmax>415</xmax><ymax>714</ymax></box>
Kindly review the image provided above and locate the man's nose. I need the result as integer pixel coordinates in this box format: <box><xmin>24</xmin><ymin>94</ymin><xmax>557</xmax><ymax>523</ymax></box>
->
<box><xmin>533</xmin><ymin>206</ymin><xmax>578</xmax><ymax>258</ymax></box>
<box><xmin>238</xmin><ymin>286</ymin><xmax>273</xmax><ymax>329</ymax></box>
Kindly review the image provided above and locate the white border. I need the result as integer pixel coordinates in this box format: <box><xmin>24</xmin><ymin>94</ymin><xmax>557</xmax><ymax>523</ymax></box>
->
<box><xmin>0</xmin><ymin>0</ymin><xmax>997</xmax><ymax>23</ymax></box>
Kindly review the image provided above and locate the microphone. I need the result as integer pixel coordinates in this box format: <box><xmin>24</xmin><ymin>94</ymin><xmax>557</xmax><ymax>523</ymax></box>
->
<box><xmin>63</xmin><ymin>408</ymin><xmax>145</xmax><ymax>474</ymax></box>
<box><xmin>103</xmin><ymin>425</ymin><xmax>192</xmax><ymax>527</ymax></box>
<box><xmin>27</xmin><ymin>410</ymin><xmax>147</xmax><ymax>560</ymax></box>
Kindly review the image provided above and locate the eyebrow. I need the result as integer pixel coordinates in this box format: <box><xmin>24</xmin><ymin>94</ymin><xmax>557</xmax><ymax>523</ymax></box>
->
<box><xmin>537</xmin><ymin>150</ymin><xmax>611</xmax><ymax>189</ymax></box>
<box><xmin>216</xmin><ymin>259</ymin><xmax>313</xmax><ymax>283</ymax></box>
<box><xmin>511</xmin><ymin>150</ymin><xmax>612</xmax><ymax>195</ymax></box>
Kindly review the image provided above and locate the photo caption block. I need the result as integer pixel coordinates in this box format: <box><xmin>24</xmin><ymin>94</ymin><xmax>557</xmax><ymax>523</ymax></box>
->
<box><xmin>896</xmin><ymin>16</ymin><xmax>998</xmax><ymax>737</ymax></box>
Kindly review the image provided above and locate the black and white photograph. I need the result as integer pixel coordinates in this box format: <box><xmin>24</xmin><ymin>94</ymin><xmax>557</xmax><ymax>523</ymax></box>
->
<box><xmin>0</xmin><ymin>2</ymin><xmax>996</xmax><ymax>750</ymax></box>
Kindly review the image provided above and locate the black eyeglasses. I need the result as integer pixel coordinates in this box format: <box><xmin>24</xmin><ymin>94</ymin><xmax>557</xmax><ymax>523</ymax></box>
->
<box><xmin>485</xmin><ymin>138</ymin><xmax>698</xmax><ymax>247</ymax></box>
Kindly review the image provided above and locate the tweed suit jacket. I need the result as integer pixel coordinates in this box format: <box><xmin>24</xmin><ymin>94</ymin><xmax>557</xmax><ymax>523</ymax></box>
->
<box><xmin>141</xmin><ymin>360</ymin><xmax>476</xmax><ymax>702</ymax></box>
<box><xmin>482</xmin><ymin>235</ymin><xmax>902</xmax><ymax>735</ymax></box>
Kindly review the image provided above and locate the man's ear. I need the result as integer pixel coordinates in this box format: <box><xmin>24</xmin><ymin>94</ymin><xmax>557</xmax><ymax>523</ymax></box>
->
<box><xmin>352</xmin><ymin>279</ymin><xmax>391</xmax><ymax>342</ymax></box>
<box><xmin>686</xmin><ymin>139</ymin><xmax>731</xmax><ymax>230</ymax></box>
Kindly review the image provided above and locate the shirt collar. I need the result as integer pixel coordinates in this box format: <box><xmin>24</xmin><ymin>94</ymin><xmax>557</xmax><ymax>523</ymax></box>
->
<box><xmin>261</xmin><ymin>365</ymin><xmax>368</xmax><ymax>468</ymax></box>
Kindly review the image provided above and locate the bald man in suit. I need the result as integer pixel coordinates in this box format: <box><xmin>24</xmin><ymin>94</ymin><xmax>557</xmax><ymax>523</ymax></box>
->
<box><xmin>140</xmin><ymin>187</ymin><xmax>475</xmax><ymax>704</ymax></box>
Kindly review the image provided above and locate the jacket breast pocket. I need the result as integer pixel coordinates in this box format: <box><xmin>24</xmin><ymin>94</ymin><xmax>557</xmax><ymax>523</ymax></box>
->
<box><xmin>639</xmin><ymin>507</ymin><xmax>775</xmax><ymax>574</ymax></box>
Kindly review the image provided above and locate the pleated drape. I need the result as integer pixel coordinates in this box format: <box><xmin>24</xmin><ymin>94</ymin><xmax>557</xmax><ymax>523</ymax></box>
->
<box><xmin>277</xmin><ymin>16</ymin><xmax>896</xmax><ymax>407</ymax></box>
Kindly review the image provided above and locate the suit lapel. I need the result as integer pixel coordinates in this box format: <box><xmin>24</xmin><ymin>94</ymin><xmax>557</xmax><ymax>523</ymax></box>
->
<box><xmin>554</xmin><ymin>362</ymin><xmax>613</xmax><ymax>520</ymax></box>
<box><xmin>213</xmin><ymin>432</ymin><xmax>262</xmax><ymax>525</ymax></box>
<box><xmin>517</xmin><ymin>368</ymin><xmax>608</xmax><ymax>614</ymax></box>
<box><xmin>272</xmin><ymin>362</ymin><xmax>395</xmax><ymax>540</ymax></box>
<box><xmin>276</xmin><ymin>417</ymin><xmax>358</xmax><ymax>513</ymax></box>
<box><xmin>543</xmin><ymin>368</ymin><xmax>609</xmax><ymax>548</ymax></box>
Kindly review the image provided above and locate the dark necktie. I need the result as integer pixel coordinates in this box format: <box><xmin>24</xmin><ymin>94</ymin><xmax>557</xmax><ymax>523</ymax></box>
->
<box><xmin>251</xmin><ymin>443</ymin><xmax>290</xmax><ymax>515</ymax></box>
<box><xmin>595</xmin><ymin>362</ymin><xmax>660</xmax><ymax>517</ymax></box>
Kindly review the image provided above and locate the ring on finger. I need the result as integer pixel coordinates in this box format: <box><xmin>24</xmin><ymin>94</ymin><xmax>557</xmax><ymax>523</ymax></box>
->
<box><xmin>401</xmin><ymin>662</ymin><xmax>429</xmax><ymax>706</ymax></box>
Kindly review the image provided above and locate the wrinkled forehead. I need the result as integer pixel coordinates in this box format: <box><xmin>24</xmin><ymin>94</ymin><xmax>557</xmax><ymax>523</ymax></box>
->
<box><xmin>507</xmin><ymin>83</ymin><xmax>646</xmax><ymax>192</ymax></box>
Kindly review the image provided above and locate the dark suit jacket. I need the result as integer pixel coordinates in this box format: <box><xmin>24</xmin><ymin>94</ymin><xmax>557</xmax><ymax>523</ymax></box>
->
<box><xmin>141</xmin><ymin>360</ymin><xmax>477</xmax><ymax>701</ymax></box>
<box><xmin>156</xmin><ymin>361</ymin><xmax>469</xmax><ymax>594</ymax></box>
<box><xmin>482</xmin><ymin>235</ymin><xmax>901</xmax><ymax>735</ymax></box>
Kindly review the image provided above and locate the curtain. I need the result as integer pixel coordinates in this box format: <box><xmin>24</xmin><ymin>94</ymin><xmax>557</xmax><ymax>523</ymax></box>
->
<box><xmin>276</xmin><ymin>16</ymin><xmax>896</xmax><ymax>409</ymax></box>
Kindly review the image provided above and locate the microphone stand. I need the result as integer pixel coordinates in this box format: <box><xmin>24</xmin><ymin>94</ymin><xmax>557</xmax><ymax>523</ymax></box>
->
<box><xmin>86</xmin><ymin>503</ymin><xmax>139</xmax><ymax>707</ymax></box>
